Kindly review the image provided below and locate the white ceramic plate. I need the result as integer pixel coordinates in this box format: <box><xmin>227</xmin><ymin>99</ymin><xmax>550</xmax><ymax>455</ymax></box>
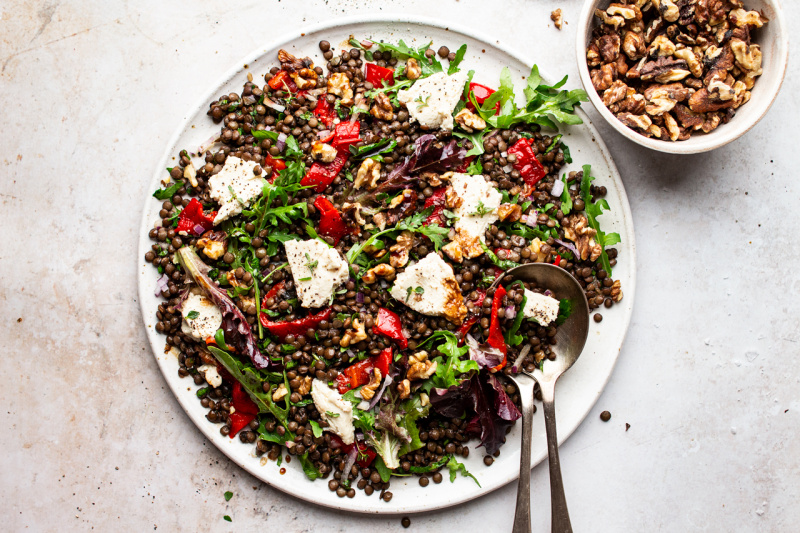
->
<box><xmin>137</xmin><ymin>15</ymin><xmax>637</xmax><ymax>515</ymax></box>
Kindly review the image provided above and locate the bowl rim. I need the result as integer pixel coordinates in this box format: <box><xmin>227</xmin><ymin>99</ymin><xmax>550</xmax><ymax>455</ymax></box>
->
<box><xmin>575</xmin><ymin>0</ymin><xmax>789</xmax><ymax>154</ymax></box>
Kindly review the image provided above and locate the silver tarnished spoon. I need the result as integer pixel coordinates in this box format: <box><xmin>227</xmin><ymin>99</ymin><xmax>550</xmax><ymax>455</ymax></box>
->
<box><xmin>493</xmin><ymin>263</ymin><xmax>590</xmax><ymax>533</ymax></box>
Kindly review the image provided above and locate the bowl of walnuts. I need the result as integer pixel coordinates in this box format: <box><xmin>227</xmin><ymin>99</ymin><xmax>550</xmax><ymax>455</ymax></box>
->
<box><xmin>576</xmin><ymin>0</ymin><xmax>788</xmax><ymax>154</ymax></box>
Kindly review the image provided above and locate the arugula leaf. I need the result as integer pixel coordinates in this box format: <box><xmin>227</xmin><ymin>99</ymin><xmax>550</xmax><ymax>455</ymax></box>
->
<box><xmin>579</xmin><ymin>164</ymin><xmax>621</xmax><ymax>274</ymax></box>
<box><xmin>447</xmin><ymin>44</ymin><xmax>468</xmax><ymax>75</ymax></box>
<box><xmin>308</xmin><ymin>420</ymin><xmax>323</xmax><ymax>438</ymax></box>
<box><xmin>153</xmin><ymin>180</ymin><xmax>183</xmax><ymax>200</ymax></box>
<box><xmin>377</xmin><ymin>40</ymin><xmax>443</xmax><ymax>77</ymax></box>
<box><xmin>452</xmin><ymin>129</ymin><xmax>487</xmax><ymax>157</ymax></box>
<box><xmin>298</xmin><ymin>452</ymin><xmax>321</xmax><ymax>481</ymax></box>
<box><xmin>284</xmin><ymin>136</ymin><xmax>302</xmax><ymax>158</ymax></box>
<box><xmin>556</xmin><ymin>298</ymin><xmax>572</xmax><ymax>326</ymax></box>
<box><xmin>251</xmin><ymin>129</ymin><xmax>279</xmax><ymax>141</ymax></box>
<box><xmin>505</xmin><ymin>290</ymin><xmax>527</xmax><ymax>346</ymax></box>
<box><xmin>481</xmin><ymin>242</ymin><xmax>520</xmax><ymax>270</ymax></box>
<box><xmin>472</xmin><ymin>65</ymin><xmax>587</xmax><ymax>131</ymax></box>
<box><xmin>560</xmin><ymin>175</ymin><xmax>573</xmax><ymax>216</ymax></box>
<box><xmin>446</xmin><ymin>455</ymin><xmax>481</xmax><ymax>486</ymax></box>
<box><xmin>466</xmin><ymin>157</ymin><xmax>483</xmax><ymax>175</ymax></box>
<box><xmin>416</xmin><ymin>223</ymin><xmax>449</xmax><ymax>251</ymax></box>
<box><xmin>349</xmin><ymin>138</ymin><xmax>397</xmax><ymax>161</ymax></box>
<box><xmin>373</xmin><ymin>456</ymin><xmax>392</xmax><ymax>483</ymax></box>
<box><xmin>418</xmin><ymin>331</ymin><xmax>479</xmax><ymax>389</ymax></box>
<box><xmin>348</xmin><ymin>37</ymin><xmax>374</xmax><ymax>61</ymax></box>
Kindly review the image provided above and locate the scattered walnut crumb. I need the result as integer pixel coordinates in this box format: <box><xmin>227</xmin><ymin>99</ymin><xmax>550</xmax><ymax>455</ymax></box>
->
<box><xmin>551</xmin><ymin>9</ymin><xmax>564</xmax><ymax>30</ymax></box>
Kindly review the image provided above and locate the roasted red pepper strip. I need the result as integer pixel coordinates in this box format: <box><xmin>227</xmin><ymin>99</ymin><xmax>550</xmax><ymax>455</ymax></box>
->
<box><xmin>314</xmin><ymin>196</ymin><xmax>351</xmax><ymax>246</ymax></box>
<box><xmin>336</xmin><ymin>347</ymin><xmax>393</xmax><ymax>394</ymax></box>
<box><xmin>365</xmin><ymin>63</ymin><xmax>395</xmax><ymax>89</ymax></box>
<box><xmin>552</xmin><ymin>254</ymin><xmax>562</xmax><ymax>267</ymax></box>
<box><xmin>487</xmin><ymin>285</ymin><xmax>508</xmax><ymax>370</ymax></box>
<box><xmin>300</xmin><ymin>149</ymin><xmax>349</xmax><ymax>193</ymax></box>
<box><xmin>465</xmin><ymin>82</ymin><xmax>501</xmax><ymax>114</ymax></box>
<box><xmin>313</xmin><ymin>97</ymin><xmax>335</xmax><ymax>128</ymax></box>
<box><xmin>454</xmin><ymin>155</ymin><xmax>475</xmax><ymax>173</ymax></box>
<box><xmin>422</xmin><ymin>186</ymin><xmax>448</xmax><ymax>226</ymax></box>
<box><xmin>267</xmin><ymin>70</ymin><xmax>297</xmax><ymax>92</ymax></box>
<box><xmin>261</xmin><ymin>280</ymin><xmax>286</xmax><ymax>306</ymax></box>
<box><xmin>229</xmin><ymin>412</ymin><xmax>256</xmax><ymax>438</ymax></box>
<box><xmin>331</xmin><ymin>121</ymin><xmax>361</xmax><ymax>149</ymax></box>
<box><xmin>355</xmin><ymin>442</ymin><xmax>377</xmax><ymax>467</ymax></box>
<box><xmin>373</xmin><ymin>308</ymin><xmax>408</xmax><ymax>349</ymax></box>
<box><xmin>507</xmin><ymin>139</ymin><xmax>546</xmax><ymax>194</ymax></box>
<box><xmin>176</xmin><ymin>198</ymin><xmax>217</xmax><ymax>236</ymax></box>
<box><xmin>264</xmin><ymin>154</ymin><xmax>286</xmax><ymax>183</ymax></box>
<box><xmin>260</xmin><ymin>307</ymin><xmax>333</xmax><ymax>340</ymax></box>
<box><xmin>229</xmin><ymin>382</ymin><xmax>259</xmax><ymax>438</ymax></box>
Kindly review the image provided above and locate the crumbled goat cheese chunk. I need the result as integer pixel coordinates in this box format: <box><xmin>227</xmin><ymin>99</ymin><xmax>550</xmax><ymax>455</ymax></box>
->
<box><xmin>390</xmin><ymin>252</ymin><xmax>467</xmax><ymax>324</ymax></box>
<box><xmin>285</xmin><ymin>239</ymin><xmax>349</xmax><ymax>308</ymax></box>
<box><xmin>397</xmin><ymin>71</ymin><xmax>467</xmax><ymax>131</ymax></box>
<box><xmin>522</xmin><ymin>289</ymin><xmax>560</xmax><ymax>326</ymax></box>
<box><xmin>180</xmin><ymin>293</ymin><xmax>223</xmax><ymax>342</ymax></box>
<box><xmin>208</xmin><ymin>156</ymin><xmax>264</xmax><ymax>224</ymax></box>
<box><xmin>311</xmin><ymin>378</ymin><xmax>354</xmax><ymax>445</ymax></box>
<box><xmin>450</xmin><ymin>172</ymin><xmax>502</xmax><ymax>244</ymax></box>
<box><xmin>197</xmin><ymin>364</ymin><xmax>222</xmax><ymax>388</ymax></box>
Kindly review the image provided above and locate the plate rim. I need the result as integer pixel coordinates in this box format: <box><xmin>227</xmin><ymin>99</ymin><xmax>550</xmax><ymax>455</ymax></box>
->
<box><xmin>136</xmin><ymin>13</ymin><xmax>638</xmax><ymax>515</ymax></box>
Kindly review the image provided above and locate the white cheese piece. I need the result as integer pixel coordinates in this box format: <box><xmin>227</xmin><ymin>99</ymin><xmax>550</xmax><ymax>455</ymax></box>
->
<box><xmin>522</xmin><ymin>289</ymin><xmax>560</xmax><ymax>326</ymax></box>
<box><xmin>390</xmin><ymin>252</ymin><xmax>458</xmax><ymax>318</ymax></box>
<box><xmin>180</xmin><ymin>293</ymin><xmax>223</xmax><ymax>342</ymax></box>
<box><xmin>197</xmin><ymin>364</ymin><xmax>222</xmax><ymax>388</ymax></box>
<box><xmin>311</xmin><ymin>378</ymin><xmax>354</xmax><ymax>445</ymax></box>
<box><xmin>450</xmin><ymin>172</ymin><xmax>502</xmax><ymax>245</ymax></box>
<box><xmin>208</xmin><ymin>156</ymin><xmax>264</xmax><ymax>224</ymax></box>
<box><xmin>397</xmin><ymin>71</ymin><xmax>467</xmax><ymax>131</ymax></box>
<box><xmin>285</xmin><ymin>239</ymin><xmax>349</xmax><ymax>308</ymax></box>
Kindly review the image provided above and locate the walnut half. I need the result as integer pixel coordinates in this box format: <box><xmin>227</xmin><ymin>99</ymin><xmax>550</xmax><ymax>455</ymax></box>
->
<box><xmin>406</xmin><ymin>351</ymin><xmax>438</xmax><ymax>381</ymax></box>
<box><xmin>563</xmin><ymin>214</ymin><xmax>602</xmax><ymax>262</ymax></box>
<box><xmin>340</xmin><ymin>318</ymin><xmax>368</xmax><ymax>347</ymax></box>
<box><xmin>359</xmin><ymin>369</ymin><xmax>382</xmax><ymax>401</ymax></box>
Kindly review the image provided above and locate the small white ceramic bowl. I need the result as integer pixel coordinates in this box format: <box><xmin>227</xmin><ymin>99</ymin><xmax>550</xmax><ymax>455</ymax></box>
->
<box><xmin>576</xmin><ymin>0</ymin><xmax>788</xmax><ymax>154</ymax></box>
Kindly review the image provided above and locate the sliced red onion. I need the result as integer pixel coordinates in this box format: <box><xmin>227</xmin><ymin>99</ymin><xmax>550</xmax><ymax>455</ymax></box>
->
<box><xmin>544</xmin><ymin>290</ymin><xmax>554</xmax><ymax>297</ymax></box>
<box><xmin>502</xmin><ymin>164</ymin><xmax>514</xmax><ymax>173</ymax></box>
<box><xmin>551</xmin><ymin>179</ymin><xmax>564</xmax><ymax>197</ymax></box>
<box><xmin>175</xmin><ymin>287</ymin><xmax>191</xmax><ymax>311</ymax></box>
<box><xmin>510</xmin><ymin>344</ymin><xmax>532</xmax><ymax>373</ymax></box>
<box><xmin>525</xmin><ymin>214</ymin><xmax>539</xmax><ymax>228</ymax></box>
<box><xmin>555</xmin><ymin>239</ymin><xmax>580</xmax><ymax>260</ymax></box>
<box><xmin>262</xmin><ymin>96</ymin><xmax>285</xmax><ymax>113</ymax></box>
<box><xmin>500</xmin><ymin>151</ymin><xmax>508</xmax><ymax>158</ymax></box>
<box><xmin>197</xmin><ymin>132</ymin><xmax>220</xmax><ymax>154</ymax></box>
<box><xmin>379</xmin><ymin>280</ymin><xmax>388</xmax><ymax>289</ymax></box>
<box><xmin>520</xmin><ymin>214</ymin><xmax>528</xmax><ymax>224</ymax></box>
<box><xmin>361</xmin><ymin>39</ymin><xmax>374</xmax><ymax>49</ymax></box>
<box><xmin>276</xmin><ymin>133</ymin><xmax>287</xmax><ymax>152</ymax></box>
<box><xmin>154</xmin><ymin>274</ymin><xmax>170</xmax><ymax>297</ymax></box>
<box><xmin>366</xmin><ymin>375</ymin><xmax>393</xmax><ymax>410</ymax></box>
<box><xmin>317</xmin><ymin>129</ymin><xmax>332</xmax><ymax>139</ymax></box>
<box><xmin>341</xmin><ymin>445</ymin><xmax>358</xmax><ymax>481</ymax></box>
<box><xmin>356</xmin><ymin>292</ymin><xmax>364</xmax><ymax>304</ymax></box>
<box><xmin>346</xmin><ymin>349</ymin><xmax>356</xmax><ymax>359</ymax></box>
<box><xmin>505</xmin><ymin>305</ymin><xmax>516</xmax><ymax>320</ymax></box>
<box><xmin>192</xmin><ymin>223</ymin><xmax>206</xmax><ymax>235</ymax></box>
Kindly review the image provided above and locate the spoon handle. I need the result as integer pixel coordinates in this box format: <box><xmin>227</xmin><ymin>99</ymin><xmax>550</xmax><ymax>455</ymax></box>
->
<box><xmin>540</xmin><ymin>379</ymin><xmax>573</xmax><ymax>533</ymax></box>
<box><xmin>511</xmin><ymin>375</ymin><xmax>536</xmax><ymax>533</ymax></box>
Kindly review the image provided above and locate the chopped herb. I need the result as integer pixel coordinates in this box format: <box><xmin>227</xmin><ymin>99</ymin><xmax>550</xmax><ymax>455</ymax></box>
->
<box><xmin>152</xmin><ymin>180</ymin><xmax>183</xmax><ymax>200</ymax></box>
<box><xmin>223</xmin><ymin>515</ymin><xmax>232</xmax><ymax>522</ymax></box>
<box><xmin>196</xmin><ymin>387</ymin><xmax>209</xmax><ymax>397</ymax></box>
<box><xmin>186</xmin><ymin>310</ymin><xmax>200</xmax><ymax>320</ymax></box>
<box><xmin>469</xmin><ymin>200</ymin><xmax>494</xmax><ymax>217</ymax></box>
<box><xmin>325</xmin><ymin>410</ymin><xmax>340</xmax><ymax>418</ymax></box>
<box><xmin>309</xmin><ymin>420</ymin><xmax>323</xmax><ymax>438</ymax></box>
<box><xmin>305</xmin><ymin>252</ymin><xmax>318</xmax><ymax>276</ymax></box>
<box><xmin>298</xmin><ymin>276</ymin><xmax>312</xmax><ymax>282</ymax></box>
<box><xmin>224</xmin><ymin>491</ymin><xmax>233</xmax><ymax>501</ymax></box>
<box><xmin>556</xmin><ymin>298</ymin><xmax>573</xmax><ymax>326</ymax></box>
<box><xmin>414</xmin><ymin>94</ymin><xmax>431</xmax><ymax>109</ymax></box>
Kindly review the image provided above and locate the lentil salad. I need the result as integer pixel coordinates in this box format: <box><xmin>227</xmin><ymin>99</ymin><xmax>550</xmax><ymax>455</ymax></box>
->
<box><xmin>145</xmin><ymin>37</ymin><xmax>624</xmax><ymax>501</ymax></box>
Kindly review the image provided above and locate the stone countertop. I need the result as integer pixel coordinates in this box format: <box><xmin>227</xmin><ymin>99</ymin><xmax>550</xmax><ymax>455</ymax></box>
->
<box><xmin>2</xmin><ymin>0</ymin><xmax>798</xmax><ymax>531</ymax></box>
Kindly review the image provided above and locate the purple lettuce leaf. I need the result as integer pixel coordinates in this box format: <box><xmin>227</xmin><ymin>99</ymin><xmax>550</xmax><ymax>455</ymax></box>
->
<box><xmin>177</xmin><ymin>247</ymin><xmax>277</xmax><ymax>371</ymax></box>
<box><xmin>429</xmin><ymin>380</ymin><xmax>472</xmax><ymax>418</ymax></box>
<box><xmin>466</xmin><ymin>334</ymin><xmax>505</xmax><ymax>370</ymax></box>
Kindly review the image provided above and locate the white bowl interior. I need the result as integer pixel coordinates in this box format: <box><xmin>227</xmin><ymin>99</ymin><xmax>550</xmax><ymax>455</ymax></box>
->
<box><xmin>576</xmin><ymin>0</ymin><xmax>789</xmax><ymax>154</ymax></box>
<box><xmin>137</xmin><ymin>15</ymin><xmax>637</xmax><ymax>514</ymax></box>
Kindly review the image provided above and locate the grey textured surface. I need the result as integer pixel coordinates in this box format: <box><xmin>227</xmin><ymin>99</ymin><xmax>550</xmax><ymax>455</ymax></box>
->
<box><xmin>1</xmin><ymin>1</ymin><xmax>798</xmax><ymax>531</ymax></box>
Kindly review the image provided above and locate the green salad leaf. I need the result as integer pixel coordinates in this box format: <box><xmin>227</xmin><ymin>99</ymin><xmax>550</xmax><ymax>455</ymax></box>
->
<box><xmin>579</xmin><ymin>164</ymin><xmax>621</xmax><ymax>274</ymax></box>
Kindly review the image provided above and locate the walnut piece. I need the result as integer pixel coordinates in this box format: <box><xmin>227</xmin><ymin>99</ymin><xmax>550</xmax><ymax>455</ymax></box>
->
<box><xmin>528</xmin><ymin>237</ymin><xmax>548</xmax><ymax>262</ymax></box>
<box><xmin>297</xmin><ymin>376</ymin><xmax>313</xmax><ymax>396</ymax></box>
<box><xmin>610</xmin><ymin>279</ymin><xmax>623</xmax><ymax>302</ymax></box>
<box><xmin>405</xmin><ymin>58</ymin><xmax>421</xmax><ymax>80</ymax></box>
<box><xmin>272</xmin><ymin>384</ymin><xmax>288</xmax><ymax>401</ymax></box>
<box><xmin>196</xmin><ymin>231</ymin><xmax>227</xmax><ymax>260</ymax></box>
<box><xmin>183</xmin><ymin>161</ymin><xmax>198</xmax><ymax>188</ymax></box>
<box><xmin>327</xmin><ymin>72</ymin><xmax>353</xmax><ymax>105</ymax></box>
<box><xmin>623</xmin><ymin>30</ymin><xmax>647</xmax><ymax>60</ymax></box>
<box><xmin>595</xmin><ymin>9</ymin><xmax>626</xmax><ymax>30</ymax></box>
<box><xmin>406</xmin><ymin>351</ymin><xmax>438</xmax><ymax>381</ymax></box>
<box><xmin>354</xmin><ymin>158</ymin><xmax>381</xmax><ymax>190</ymax></box>
<box><xmin>370</xmin><ymin>92</ymin><xmax>394</xmax><ymax>121</ymax></box>
<box><xmin>653</xmin><ymin>0</ymin><xmax>680</xmax><ymax>22</ymax></box>
<box><xmin>443</xmin><ymin>227</ymin><xmax>483</xmax><ymax>263</ymax></box>
<box><xmin>290</xmin><ymin>68</ymin><xmax>318</xmax><ymax>90</ymax></box>
<box><xmin>397</xmin><ymin>379</ymin><xmax>411</xmax><ymax>400</ymax></box>
<box><xmin>389</xmin><ymin>231</ymin><xmax>414</xmax><ymax>268</ymax></box>
<box><xmin>361</xmin><ymin>264</ymin><xmax>396</xmax><ymax>284</ymax></box>
<box><xmin>497</xmin><ymin>203</ymin><xmax>522</xmax><ymax>222</ymax></box>
<box><xmin>421</xmin><ymin>171</ymin><xmax>452</xmax><ymax>188</ymax></box>
<box><xmin>359</xmin><ymin>369</ymin><xmax>382</xmax><ymax>401</ymax></box>
<box><xmin>454</xmin><ymin>108</ymin><xmax>486</xmax><ymax>132</ymax></box>
<box><xmin>340</xmin><ymin>318</ymin><xmax>368</xmax><ymax>347</ymax></box>
<box><xmin>563</xmin><ymin>214</ymin><xmax>602</xmax><ymax>261</ymax></box>
<box><xmin>550</xmin><ymin>9</ymin><xmax>563</xmax><ymax>30</ymax></box>
<box><xmin>444</xmin><ymin>186</ymin><xmax>463</xmax><ymax>210</ymax></box>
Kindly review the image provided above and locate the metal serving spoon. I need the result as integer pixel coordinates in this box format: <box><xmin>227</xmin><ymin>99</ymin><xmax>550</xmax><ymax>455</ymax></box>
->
<box><xmin>493</xmin><ymin>264</ymin><xmax>590</xmax><ymax>533</ymax></box>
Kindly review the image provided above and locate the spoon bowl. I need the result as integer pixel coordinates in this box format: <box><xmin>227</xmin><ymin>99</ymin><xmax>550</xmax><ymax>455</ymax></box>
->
<box><xmin>497</xmin><ymin>263</ymin><xmax>590</xmax><ymax>533</ymax></box>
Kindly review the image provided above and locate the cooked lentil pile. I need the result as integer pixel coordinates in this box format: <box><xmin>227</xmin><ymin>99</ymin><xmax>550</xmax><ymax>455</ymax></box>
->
<box><xmin>587</xmin><ymin>0</ymin><xmax>768</xmax><ymax>141</ymax></box>
<box><xmin>146</xmin><ymin>37</ymin><xmax>623</xmax><ymax>500</ymax></box>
